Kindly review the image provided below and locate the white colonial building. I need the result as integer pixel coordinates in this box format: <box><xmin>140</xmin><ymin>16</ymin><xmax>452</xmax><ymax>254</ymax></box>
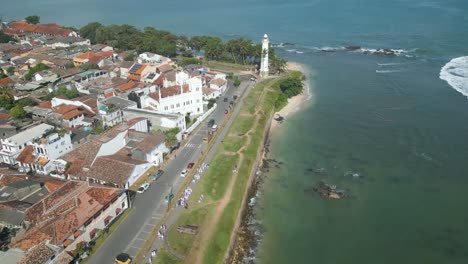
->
<box><xmin>142</xmin><ymin>75</ymin><xmax>204</xmax><ymax>116</ymax></box>
<box><xmin>16</xmin><ymin>132</ymin><xmax>73</xmax><ymax>175</ymax></box>
<box><xmin>0</xmin><ymin>124</ymin><xmax>54</xmax><ymax>165</ymax></box>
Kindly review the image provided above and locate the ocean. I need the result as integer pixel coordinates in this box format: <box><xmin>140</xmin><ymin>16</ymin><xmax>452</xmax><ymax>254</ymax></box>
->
<box><xmin>3</xmin><ymin>0</ymin><xmax>468</xmax><ymax>263</ymax></box>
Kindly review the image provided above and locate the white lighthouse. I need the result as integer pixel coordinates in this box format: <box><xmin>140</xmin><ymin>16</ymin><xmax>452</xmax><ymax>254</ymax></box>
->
<box><xmin>260</xmin><ymin>34</ymin><xmax>269</xmax><ymax>77</ymax></box>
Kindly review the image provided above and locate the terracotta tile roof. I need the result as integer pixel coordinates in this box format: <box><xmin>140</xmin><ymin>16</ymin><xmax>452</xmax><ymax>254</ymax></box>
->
<box><xmin>118</xmin><ymin>81</ymin><xmax>139</xmax><ymax>91</ymax></box>
<box><xmin>127</xmin><ymin>117</ymin><xmax>147</xmax><ymax>128</ymax></box>
<box><xmin>53</xmin><ymin>104</ymin><xmax>79</xmax><ymax>115</ymax></box>
<box><xmin>157</xmin><ymin>64</ymin><xmax>172</xmax><ymax>73</ymax></box>
<box><xmin>147</xmin><ymin>85</ymin><xmax>190</xmax><ymax>102</ymax></box>
<box><xmin>0</xmin><ymin>112</ymin><xmax>11</xmax><ymax>121</ymax></box>
<box><xmin>8</xmin><ymin>21</ymin><xmax>73</xmax><ymax>37</ymax></box>
<box><xmin>13</xmin><ymin>182</ymin><xmax>120</xmax><ymax>251</ymax></box>
<box><xmin>62</xmin><ymin>109</ymin><xmax>82</xmax><ymax>120</ymax></box>
<box><xmin>105</xmin><ymin>91</ymin><xmax>116</xmax><ymax>98</ymax></box>
<box><xmin>0</xmin><ymin>174</ymin><xmax>25</xmax><ymax>188</ymax></box>
<box><xmin>49</xmin><ymin>67</ymin><xmax>84</xmax><ymax>77</ymax></box>
<box><xmin>153</xmin><ymin>74</ymin><xmax>164</xmax><ymax>86</ymax></box>
<box><xmin>0</xmin><ymin>77</ymin><xmax>14</xmax><ymax>86</ymax></box>
<box><xmin>127</xmin><ymin>74</ymin><xmax>140</xmax><ymax>81</ymax></box>
<box><xmin>210</xmin><ymin>78</ymin><xmax>226</xmax><ymax>86</ymax></box>
<box><xmin>203</xmin><ymin>87</ymin><xmax>217</xmax><ymax>95</ymax></box>
<box><xmin>18</xmin><ymin>242</ymin><xmax>55</xmax><ymax>264</ymax></box>
<box><xmin>81</xmin><ymin>155</ymin><xmax>143</xmax><ymax>186</ymax></box>
<box><xmin>133</xmin><ymin>131</ymin><xmax>165</xmax><ymax>153</ymax></box>
<box><xmin>37</xmin><ymin>101</ymin><xmax>52</xmax><ymax>109</ymax></box>
<box><xmin>54</xmin><ymin>251</ymin><xmax>73</xmax><ymax>264</ymax></box>
<box><xmin>16</xmin><ymin>146</ymin><xmax>34</xmax><ymax>163</ymax></box>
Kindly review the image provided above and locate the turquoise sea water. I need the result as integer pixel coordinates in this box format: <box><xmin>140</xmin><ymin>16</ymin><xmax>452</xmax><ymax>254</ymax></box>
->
<box><xmin>3</xmin><ymin>1</ymin><xmax>468</xmax><ymax>263</ymax></box>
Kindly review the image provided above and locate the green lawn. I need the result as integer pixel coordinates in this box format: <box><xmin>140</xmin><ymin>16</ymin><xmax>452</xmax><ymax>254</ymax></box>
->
<box><xmin>153</xmin><ymin>246</ymin><xmax>181</xmax><ymax>264</ymax></box>
<box><xmin>201</xmin><ymin>154</ymin><xmax>239</xmax><ymax>200</ymax></box>
<box><xmin>222</xmin><ymin>136</ymin><xmax>247</xmax><ymax>153</ymax></box>
<box><xmin>229</xmin><ymin>116</ymin><xmax>255</xmax><ymax>136</ymax></box>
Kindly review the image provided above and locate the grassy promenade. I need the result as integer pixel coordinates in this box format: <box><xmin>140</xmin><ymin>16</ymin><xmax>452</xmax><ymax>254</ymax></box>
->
<box><xmin>155</xmin><ymin>71</ymin><xmax>300</xmax><ymax>264</ymax></box>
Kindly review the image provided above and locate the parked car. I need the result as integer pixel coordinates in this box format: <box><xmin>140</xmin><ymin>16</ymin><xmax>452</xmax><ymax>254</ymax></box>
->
<box><xmin>225</xmin><ymin>109</ymin><xmax>228</xmax><ymax>114</ymax></box>
<box><xmin>211</xmin><ymin>125</ymin><xmax>218</xmax><ymax>132</ymax></box>
<box><xmin>223</xmin><ymin>97</ymin><xmax>228</xmax><ymax>102</ymax></box>
<box><xmin>187</xmin><ymin>162</ymin><xmax>195</xmax><ymax>169</ymax></box>
<box><xmin>229</xmin><ymin>101</ymin><xmax>234</xmax><ymax>105</ymax></box>
<box><xmin>180</xmin><ymin>169</ymin><xmax>188</xmax><ymax>177</ymax></box>
<box><xmin>233</xmin><ymin>95</ymin><xmax>238</xmax><ymax>100</ymax></box>
<box><xmin>151</xmin><ymin>170</ymin><xmax>164</xmax><ymax>181</ymax></box>
<box><xmin>137</xmin><ymin>183</ymin><xmax>150</xmax><ymax>194</ymax></box>
<box><xmin>207</xmin><ymin>119</ymin><xmax>215</xmax><ymax>127</ymax></box>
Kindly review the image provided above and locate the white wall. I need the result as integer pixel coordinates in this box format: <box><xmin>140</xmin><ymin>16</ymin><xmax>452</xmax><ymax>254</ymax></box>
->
<box><xmin>127</xmin><ymin>163</ymin><xmax>151</xmax><ymax>187</ymax></box>
<box><xmin>94</xmin><ymin>131</ymin><xmax>127</xmax><ymax>159</ymax></box>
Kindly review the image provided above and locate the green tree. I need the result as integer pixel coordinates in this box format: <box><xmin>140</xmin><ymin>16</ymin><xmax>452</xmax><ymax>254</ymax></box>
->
<box><xmin>64</xmin><ymin>61</ymin><xmax>75</xmax><ymax>69</ymax></box>
<box><xmin>43</xmin><ymin>86</ymin><xmax>79</xmax><ymax>101</ymax></box>
<box><xmin>25</xmin><ymin>15</ymin><xmax>40</xmax><ymax>25</ymax></box>
<box><xmin>17</xmin><ymin>97</ymin><xmax>38</xmax><ymax>107</ymax></box>
<box><xmin>24</xmin><ymin>63</ymin><xmax>49</xmax><ymax>81</ymax></box>
<box><xmin>185</xmin><ymin>114</ymin><xmax>191</xmax><ymax>125</ymax></box>
<box><xmin>124</xmin><ymin>53</ymin><xmax>135</xmax><ymax>61</ymax></box>
<box><xmin>10</xmin><ymin>104</ymin><xmax>27</xmax><ymax>119</ymax></box>
<box><xmin>279</xmin><ymin>76</ymin><xmax>303</xmax><ymax>98</ymax></box>
<box><xmin>7</xmin><ymin>67</ymin><xmax>15</xmax><ymax>75</ymax></box>
<box><xmin>79</xmin><ymin>22</ymin><xmax>103</xmax><ymax>44</ymax></box>
<box><xmin>0</xmin><ymin>32</ymin><xmax>14</xmax><ymax>43</ymax></box>
<box><xmin>177</xmin><ymin>57</ymin><xmax>201</xmax><ymax>66</ymax></box>
<box><xmin>79</xmin><ymin>63</ymin><xmax>100</xmax><ymax>71</ymax></box>
<box><xmin>233</xmin><ymin>78</ymin><xmax>241</xmax><ymax>87</ymax></box>
<box><xmin>207</xmin><ymin>98</ymin><xmax>216</xmax><ymax>109</ymax></box>
<box><xmin>0</xmin><ymin>86</ymin><xmax>14</xmax><ymax>110</ymax></box>
<box><xmin>162</xmin><ymin>127</ymin><xmax>180</xmax><ymax>148</ymax></box>
<box><xmin>203</xmin><ymin>36</ymin><xmax>224</xmax><ymax>60</ymax></box>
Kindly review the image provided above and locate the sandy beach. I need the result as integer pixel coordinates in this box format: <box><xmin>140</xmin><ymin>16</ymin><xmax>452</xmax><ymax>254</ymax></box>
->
<box><xmin>270</xmin><ymin>62</ymin><xmax>313</xmax><ymax>131</ymax></box>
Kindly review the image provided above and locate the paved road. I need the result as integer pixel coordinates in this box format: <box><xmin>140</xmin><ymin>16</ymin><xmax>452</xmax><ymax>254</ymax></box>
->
<box><xmin>88</xmin><ymin>77</ymin><xmax>252</xmax><ymax>264</ymax></box>
<box><xmin>142</xmin><ymin>76</ymin><xmax>256</xmax><ymax>263</ymax></box>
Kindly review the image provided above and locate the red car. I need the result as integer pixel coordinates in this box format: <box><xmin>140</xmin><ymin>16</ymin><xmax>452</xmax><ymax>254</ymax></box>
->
<box><xmin>225</xmin><ymin>109</ymin><xmax>228</xmax><ymax>114</ymax></box>
<box><xmin>187</xmin><ymin>162</ymin><xmax>195</xmax><ymax>169</ymax></box>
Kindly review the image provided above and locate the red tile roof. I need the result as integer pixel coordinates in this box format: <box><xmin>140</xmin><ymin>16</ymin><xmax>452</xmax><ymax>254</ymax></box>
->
<box><xmin>16</xmin><ymin>146</ymin><xmax>34</xmax><ymax>163</ymax></box>
<box><xmin>147</xmin><ymin>84</ymin><xmax>190</xmax><ymax>102</ymax></box>
<box><xmin>63</xmin><ymin>109</ymin><xmax>82</xmax><ymax>120</ymax></box>
<box><xmin>118</xmin><ymin>81</ymin><xmax>139</xmax><ymax>91</ymax></box>
<box><xmin>13</xmin><ymin>182</ymin><xmax>120</xmax><ymax>251</ymax></box>
<box><xmin>8</xmin><ymin>21</ymin><xmax>73</xmax><ymax>37</ymax></box>
<box><xmin>0</xmin><ymin>112</ymin><xmax>11</xmax><ymax>121</ymax></box>
<box><xmin>0</xmin><ymin>77</ymin><xmax>14</xmax><ymax>86</ymax></box>
<box><xmin>18</xmin><ymin>242</ymin><xmax>55</xmax><ymax>264</ymax></box>
<box><xmin>53</xmin><ymin>104</ymin><xmax>79</xmax><ymax>114</ymax></box>
<box><xmin>37</xmin><ymin>101</ymin><xmax>52</xmax><ymax>109</ymax></box>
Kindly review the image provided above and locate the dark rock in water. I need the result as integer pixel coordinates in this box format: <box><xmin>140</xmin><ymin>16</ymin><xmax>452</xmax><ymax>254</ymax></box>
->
<box><xmin>345</xmin><ymin>46</ymin><xmax>361</xmax><ymax>51</ymax></box>
<box><xmin>307</xmin><ymin>181</ymin><xmax>349</xmax><ymax>199</ymax></box>
<box><xmin>374</xmin><ymin>49</ymin><xmax>396</xmax><ymax>56</ymax></box>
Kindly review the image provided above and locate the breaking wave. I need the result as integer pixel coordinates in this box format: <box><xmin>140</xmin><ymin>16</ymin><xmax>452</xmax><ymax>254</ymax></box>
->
<box><xmin>376</xmin><ymin>70</ymin><xmax>402</xmax><ymax>73</ymax></box>
<box><xmin>278</xmin><ymin>43</ymin><xmax>416</xmax><ymax>57</ymax></box>
<box><xmin>440</xmin><ymin>56</ymin><xmax>468</xmax><ymax>97</ymax></box>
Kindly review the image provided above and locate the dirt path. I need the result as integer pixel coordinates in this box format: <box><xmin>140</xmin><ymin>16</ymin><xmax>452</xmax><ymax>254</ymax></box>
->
<box><xmin>188</xmin><ymin>85</ymin><xmax>267</xmax><ymax>264</ymax></box>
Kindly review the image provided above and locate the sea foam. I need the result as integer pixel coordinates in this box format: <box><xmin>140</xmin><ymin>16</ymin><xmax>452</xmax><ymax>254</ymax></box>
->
<box><xmin>440</xmin><ymin>56</ymin><xmax>468</xmax><ymax>97</ymax></box>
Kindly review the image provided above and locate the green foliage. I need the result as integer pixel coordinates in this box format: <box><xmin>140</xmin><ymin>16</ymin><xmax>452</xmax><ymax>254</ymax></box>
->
<box><xmin>0</xmin><ymin>86</ymin><xmax>14</xmax><ymax>110</ymax></box>
<box><xmin>124</xmin><ymin>53</ymin><xmax>135</xmax><ymax>61</ymax></box>
<box><xmin>43</xmin><ymin>86</ymin><xmax>79</xmax><ymax>101</ymax></box>
<box><xmin>274</xmin><ymin>93</ymin><xmax>288</xmax><ymax>110</ymax></box>
<box><xmin>0</xmin><ymin>31</ymin><xmax>14</xmax><ymax>43</ymax></box>
<box><xmin>177</xmin><ymin>57</ymin><xmax>201</xmax><ymax>67</ymax></box>
<box><xmin>7</xmin><ymin>67</ymin><xmax>15</xmax><ymax>75</ymax></box>
<box><xmin>207</xmin><ymin>98</ymin><xmax>216</xmax><ymax>109</ymax></box>
<box><xmin>185</xmin><ymin>114</ymin><xmax>191</xmax><ymax>125</ymax></box>
<box><xmin>24</xmin><ymin>63</ymin><xmax>49</xmax><ymax>81</ymax></box>
<box><xmin>10</xmin><ymin>104</ymin><xmax>27</xmax><ymax>119</ymax></box>
<box><xmin>233</xmin><ymin>78</ymin><xmax>241</xmax><ymax>87</ymax></box>
<box><xmin>79</xmin><ymin>22</ymin><xmax>103</xmax><ymax>44</ymax></box>
<box><xmin>25</xmin><ymin>15</ymin><xmax>40</xmax><ymax>24</ymax></box>
<box><xmin>279</xmin><ymin>76</ymin><xmax>303</xmax><ymax>98</ymax></box>
<box><xmin>162</xmin><ymin>127</ymin><xmax>180</xmax><ymax>147</ymax></box>
<box><xmin>17</xmin><ymin>97</ymin><xmax>38</xmax><ymax>107</ymax></box>
<box><xmin>79</xmin><ymin>63</ymin><xmax>100</xmax><ymax>71</ymax></box>
<box><xmin>64</xmin><ymin>61</ymin><xmax>75</xmax><ymax>69</ymax></box>
<box><xmin>0</xmin><ymin>71</ymin><xmax>5</xmax><ymax>79</ymax></box>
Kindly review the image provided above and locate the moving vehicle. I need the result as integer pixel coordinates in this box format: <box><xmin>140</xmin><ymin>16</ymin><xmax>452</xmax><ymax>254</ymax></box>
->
<box><xmin>180</xmin><ymin>169</ymin><xmax>188</xmax><ymax>177</ymax></box>
<box><xmin>187</xmin><ymin>162</ymin><xmax>195</xmax><ymax>169</ymax></box>
<box><xmin>137</xmin><ymin>183</ymin><xmax>150</xmax><ymax>193</ymax></box>
<box><xmin>115</xmin><ymin>253</ymin><xmax>132</xmax><ymax>264</ymax></box>
<box><xmin>211</xmin><ymin>125</ymin><xmax>218</xmax><ymax>132</ymax></box>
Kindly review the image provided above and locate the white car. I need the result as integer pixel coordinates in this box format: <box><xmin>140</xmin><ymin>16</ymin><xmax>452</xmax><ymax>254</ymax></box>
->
<box><xmin>180</xmin><ymin>169</ymin><xmax>188</xmax><ymax>177</ymax></box>
<box><xmin>137</xmin><ymin>183</ymin><xmax>150</xmax><ymax>193</ymax></box>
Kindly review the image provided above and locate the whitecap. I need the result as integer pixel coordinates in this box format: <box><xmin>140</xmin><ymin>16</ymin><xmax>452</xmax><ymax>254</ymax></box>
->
<box><xmin>286</xmin><ymin>49</ymin><xmax>296</xmax><ymax>53</ymax></box>
<box><xmin>377</xmin><ymin>62</ymin><xmax>403</xmax><ymax>66</ymax></box>
<box><xmin>295</xmin><ymin>51</ymin><xmax>304</xmax><ymax>54</ymax></box>
<box><xmin>440</xmin><ymin>56</ymin><xmax>468</xmax><ymax>97</ymax></box>
<box><xmin>376</xmin><ymin>70</ymin><xmax>402</xmax><ymax>73</ymax></box>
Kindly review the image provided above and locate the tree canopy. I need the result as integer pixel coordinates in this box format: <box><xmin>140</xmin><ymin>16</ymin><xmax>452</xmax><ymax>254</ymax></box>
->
<box><xmin>0</xmin><ymin>32</ymin><xmax>14</xmax><ymax>43</ymax></box>
<box><xmin>24</xmin><ymin>63</ymin><xmax>50</xmax><ymax>81</ymax></box>
<box><xmin>10</xmin><ymin>104</ymin><xmax>27</xmax><ymax>119</ymax></box>
<box><xmin>43</xmin><ymin>86</ymin><xmax>79</xmax><ymax>101</ymax></box>
<box><xmin>0</xmin><ymin>86</ymin><xmax>14</xmax><ymax>110</ymax></box>
<box><xmin>162</xmin><ymin>127</ymin><xmax>180</xmax><ymax>148</ymax></box>
<box><xmin>25</xmin><ymin>15</ymin><xmax>40</xmax><ymax>25</ymax></box>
